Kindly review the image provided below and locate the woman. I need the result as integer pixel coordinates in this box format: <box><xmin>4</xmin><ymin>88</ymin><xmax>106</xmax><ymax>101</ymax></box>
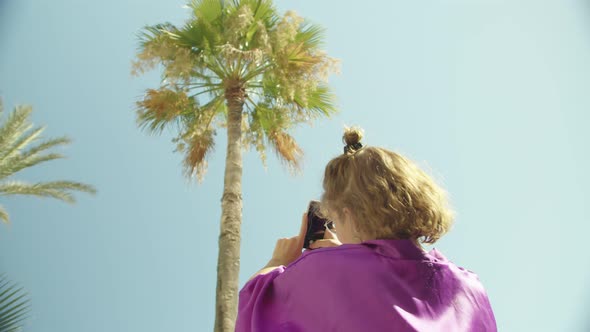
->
<box><xmin>236</xmin><ymin>128</ymin><xmax>497</xmax><ymax>332</ymax></box>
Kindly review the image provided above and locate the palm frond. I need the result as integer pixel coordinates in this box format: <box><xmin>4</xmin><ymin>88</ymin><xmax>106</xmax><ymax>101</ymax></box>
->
<box><xmin>0</xmin><ymin>205</ymin><xmax>8</xmax><ymax>224</ymax></box>
<box><xmin>0</xmin><ymin>126</ymin><xmax>43</xmax><ymax>164</ymax></box>
<box><xmin>132</xmin><ymin>23</ymin><xmax>181</xmax><ymax>77</ymax></box>
<box><xmin>183</xmin><ymin>130</ymin><xmax>215</xmax><ymax>181</ymax></box>
<box><xmin>188</xmin><ymin>0</ymin><xmax>226</xmax><ymax>49</ymax></box>
<box><xmin>251</xmin><ymin>102</ymin><xmax>285</xmax><ymax>132</ymax></box>
<box><xmin>0</xmin><ymin>103</ymin><xmax>96</xmax><ymax>225</ymax></box>
<box><xmin>0</xmin><ymin>181</ymin><xmax>96</xmax><ymax>204</ymax></box>
<box><xmin>248</xmin><ymin>102</ymin><xmax>303</xmax><ymax>168</ymax></box>
<box><xmin>249</xmin><ymin>0</ymin><xmax>275</xmax><ymax>22</ymax></box>
<box><xmin>0</xmin><ymin>153</ymin><xmax>65</xmax><ymax>181</ymax></box>
<box><xmin>284</xmin><ymin>41</ymin><xmax>322</xmax><ymax>66</ymax></box>
<box><xmin>175</xmin><ymin>93</ymin><xmax>225</xmax><ymax>132</ymax></box>
<box><xmin>293</xmin><ymin>84</ymin><xmax>337</xmax><ymax>117</ymax></box>
<box><xmin>172</xmin><ymin>22</ymin><xmax>207</xmax><ymax>49</ymax></box>
<box><xmin>0</xmin><ymin>106</ymin><xmax>33</xmax><ymax>158</ymax></box>
<box><xmin>136</xmin><ymin>88</ymin><xmax>201</xmax><ymax>135</ymax></box>
<box><xmin>240</xmin><ymin>0</ymin><xmax>277</xmax><ymax>28</ymax></box>
<box><xmin>0</xmin><ymin>276</ymin><xmax>30</xmax><ymax>332</ymax></box>
<box><xmin>190</xmin><ymin>0</ymin><xmax>224</xmax><ymax>24</ymax></box>
<box><xmin>0</xmin><ymin>106</ymin><xmax>72</xmax><ymax>180</ymax></box>
<box><xmin>137</xmin><ymin>23</ymin><xmax>176</xmax><ymax>48</ymax></box>
<box><xmin>20</xmin><ymin>136</ymin><xmax>71</xmax><ymax>160</ymax></box>
<box><xmin>179</xmin><ymin>94</ymin><xmax>226</xmax><ymax>180</ymax></box>
<box><xmin>296</xmin><ymin>22</ymin><xmax>326</xmax><ymax>50</ymax></box>
<box><xmin>267</xmin><ymin>130</ymin><xmax>302</xmax><ymax>171</ymax></box>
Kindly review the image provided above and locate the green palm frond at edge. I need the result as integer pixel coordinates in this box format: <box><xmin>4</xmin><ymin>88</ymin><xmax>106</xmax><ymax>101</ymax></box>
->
<box><xmin>0</xmin><ymin>102</ymin><xmax>97</xmax><ymax>224</ymax></box>
<box><xmin>0</xmin><ymin>275</ymin><xmax>30</xmax><ymax>332</ymax></box>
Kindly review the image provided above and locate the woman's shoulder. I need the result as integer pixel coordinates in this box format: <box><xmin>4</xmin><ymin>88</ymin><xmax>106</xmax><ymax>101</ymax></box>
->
<box><xmin>282</xmin><ymin>240</ymin><xmax>427</xmax><ymax>280</ymax></box>
<box><xmin>287</xmin><ymin>239</ymin><xmax>437</xmax><ymax>269</ymax></box>
<box><xmin>282</xmin><ymin>240</ymin><xmax>485</xmax><ymax>282</ymax></box>
<box><xmin>289</xmin><ymin>244</ymin><xmax>374</xmax><ymax>268</ymax></box>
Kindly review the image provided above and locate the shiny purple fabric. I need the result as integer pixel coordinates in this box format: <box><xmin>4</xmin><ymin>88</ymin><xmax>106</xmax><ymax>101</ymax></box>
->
<box><xmin>236</xmin><ymin>239</ymin><xmax>496</xmax><ymax>332</ymax></box>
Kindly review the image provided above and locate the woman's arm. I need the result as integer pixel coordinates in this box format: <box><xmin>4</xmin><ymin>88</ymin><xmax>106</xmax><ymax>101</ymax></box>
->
<box><xmin>247</xmin><ymin>214</ymin><xmax>308</xmax><ymax>282</ymax></box>
<box><xmin>247</xmin><ymin>259</ymin><xmax>283</xmax><ymax>282</ymax></box>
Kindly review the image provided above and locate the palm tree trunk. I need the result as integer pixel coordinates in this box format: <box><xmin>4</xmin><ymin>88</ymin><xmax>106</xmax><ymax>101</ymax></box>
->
<box><xmin>214</xmin><ymin>85</ymin><xmax>245</xmax><ymax>332</ymax></box>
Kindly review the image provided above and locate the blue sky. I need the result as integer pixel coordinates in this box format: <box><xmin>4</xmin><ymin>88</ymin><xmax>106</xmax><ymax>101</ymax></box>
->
<box><xmin>1</xmin><ymin>0</ymin><xmax>589</xmax><ymax>331</ymax></box>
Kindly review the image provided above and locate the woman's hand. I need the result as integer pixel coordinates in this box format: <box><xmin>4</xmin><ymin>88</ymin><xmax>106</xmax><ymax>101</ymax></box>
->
<box><xmin>248</xmin><ymin>214</ymin><xmax>307</xmax><ymax>282</ymax></box>
<box><xmin>267</xmin><ymin>213</ymin><xmax>308</xmax><ymax>267</ymax></box>
<box><xmin>248</xmin><ymin>212</ymin><xmax>344</xmax><ymax>282</ymax></box>
<box><xmin>308</xmin><ymin>227</ymin><xmax>342</xmax><ymax>249</ymax></box>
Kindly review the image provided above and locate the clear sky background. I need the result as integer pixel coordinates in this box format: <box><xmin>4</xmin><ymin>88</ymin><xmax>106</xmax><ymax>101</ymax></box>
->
<box><xmin>1</xmin><ymin>0</ymin><xmax>589</xmax><ymax>331</ymax></box>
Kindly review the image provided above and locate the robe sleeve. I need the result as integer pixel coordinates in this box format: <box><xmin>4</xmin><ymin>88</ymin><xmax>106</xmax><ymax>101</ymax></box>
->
<box><xmin>235</xmin><ymin>266</ymin><xmax>286</xmax><ymax>332</ymax></box>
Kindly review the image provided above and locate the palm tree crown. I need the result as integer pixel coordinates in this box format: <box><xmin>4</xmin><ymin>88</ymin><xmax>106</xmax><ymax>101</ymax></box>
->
<box><xmin>132</xmin><ymin>0</ymin><xmax>339</xmax><ymax>178</ymax></box>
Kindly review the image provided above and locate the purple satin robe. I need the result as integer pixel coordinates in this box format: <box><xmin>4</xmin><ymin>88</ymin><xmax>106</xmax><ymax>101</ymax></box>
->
<box><xmin>236</xmin><ymin>239</ymin><xmax>497</xmax><ymax>332</ymax></box>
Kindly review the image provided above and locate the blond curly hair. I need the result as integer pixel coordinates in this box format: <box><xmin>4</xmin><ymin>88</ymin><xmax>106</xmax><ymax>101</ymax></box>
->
<box><xmin>320</xmin><ymin>127</ymin><xmax>454</xmax><ymax>244</ymax></box>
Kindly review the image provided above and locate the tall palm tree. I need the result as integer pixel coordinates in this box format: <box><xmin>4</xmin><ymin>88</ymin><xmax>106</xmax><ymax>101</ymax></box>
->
<box><xmin>0</xmin><ymin>275</ymin><xmax>30</xmax><ymax>332</ymax></box>
<box><xmin>132</xmin><ymin>0</ymin><xmax>338</xmax><ymax>330</ymax></box>
<box><xmin>0</xmin><ymin>101</ymin><xmax>96</xmax><ymax>224</ymax></box>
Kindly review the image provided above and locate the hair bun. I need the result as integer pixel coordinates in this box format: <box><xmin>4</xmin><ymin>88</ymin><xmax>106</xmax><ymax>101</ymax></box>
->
<box><xmin>342</xmin><ymin>127</ymin><xmax>364</xmax><ymax>154</ymax></box>
<box><xmin>343</xmin><ymin>126</ymin><xmax>364</xmax><ymax>146</ymax></box>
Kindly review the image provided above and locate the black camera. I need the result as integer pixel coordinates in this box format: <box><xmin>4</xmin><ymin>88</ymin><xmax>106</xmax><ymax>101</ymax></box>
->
<box><xmin>304</xmin><ymin>201</ymin><xmax>335</xmax><ymax>249</ymax></box>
